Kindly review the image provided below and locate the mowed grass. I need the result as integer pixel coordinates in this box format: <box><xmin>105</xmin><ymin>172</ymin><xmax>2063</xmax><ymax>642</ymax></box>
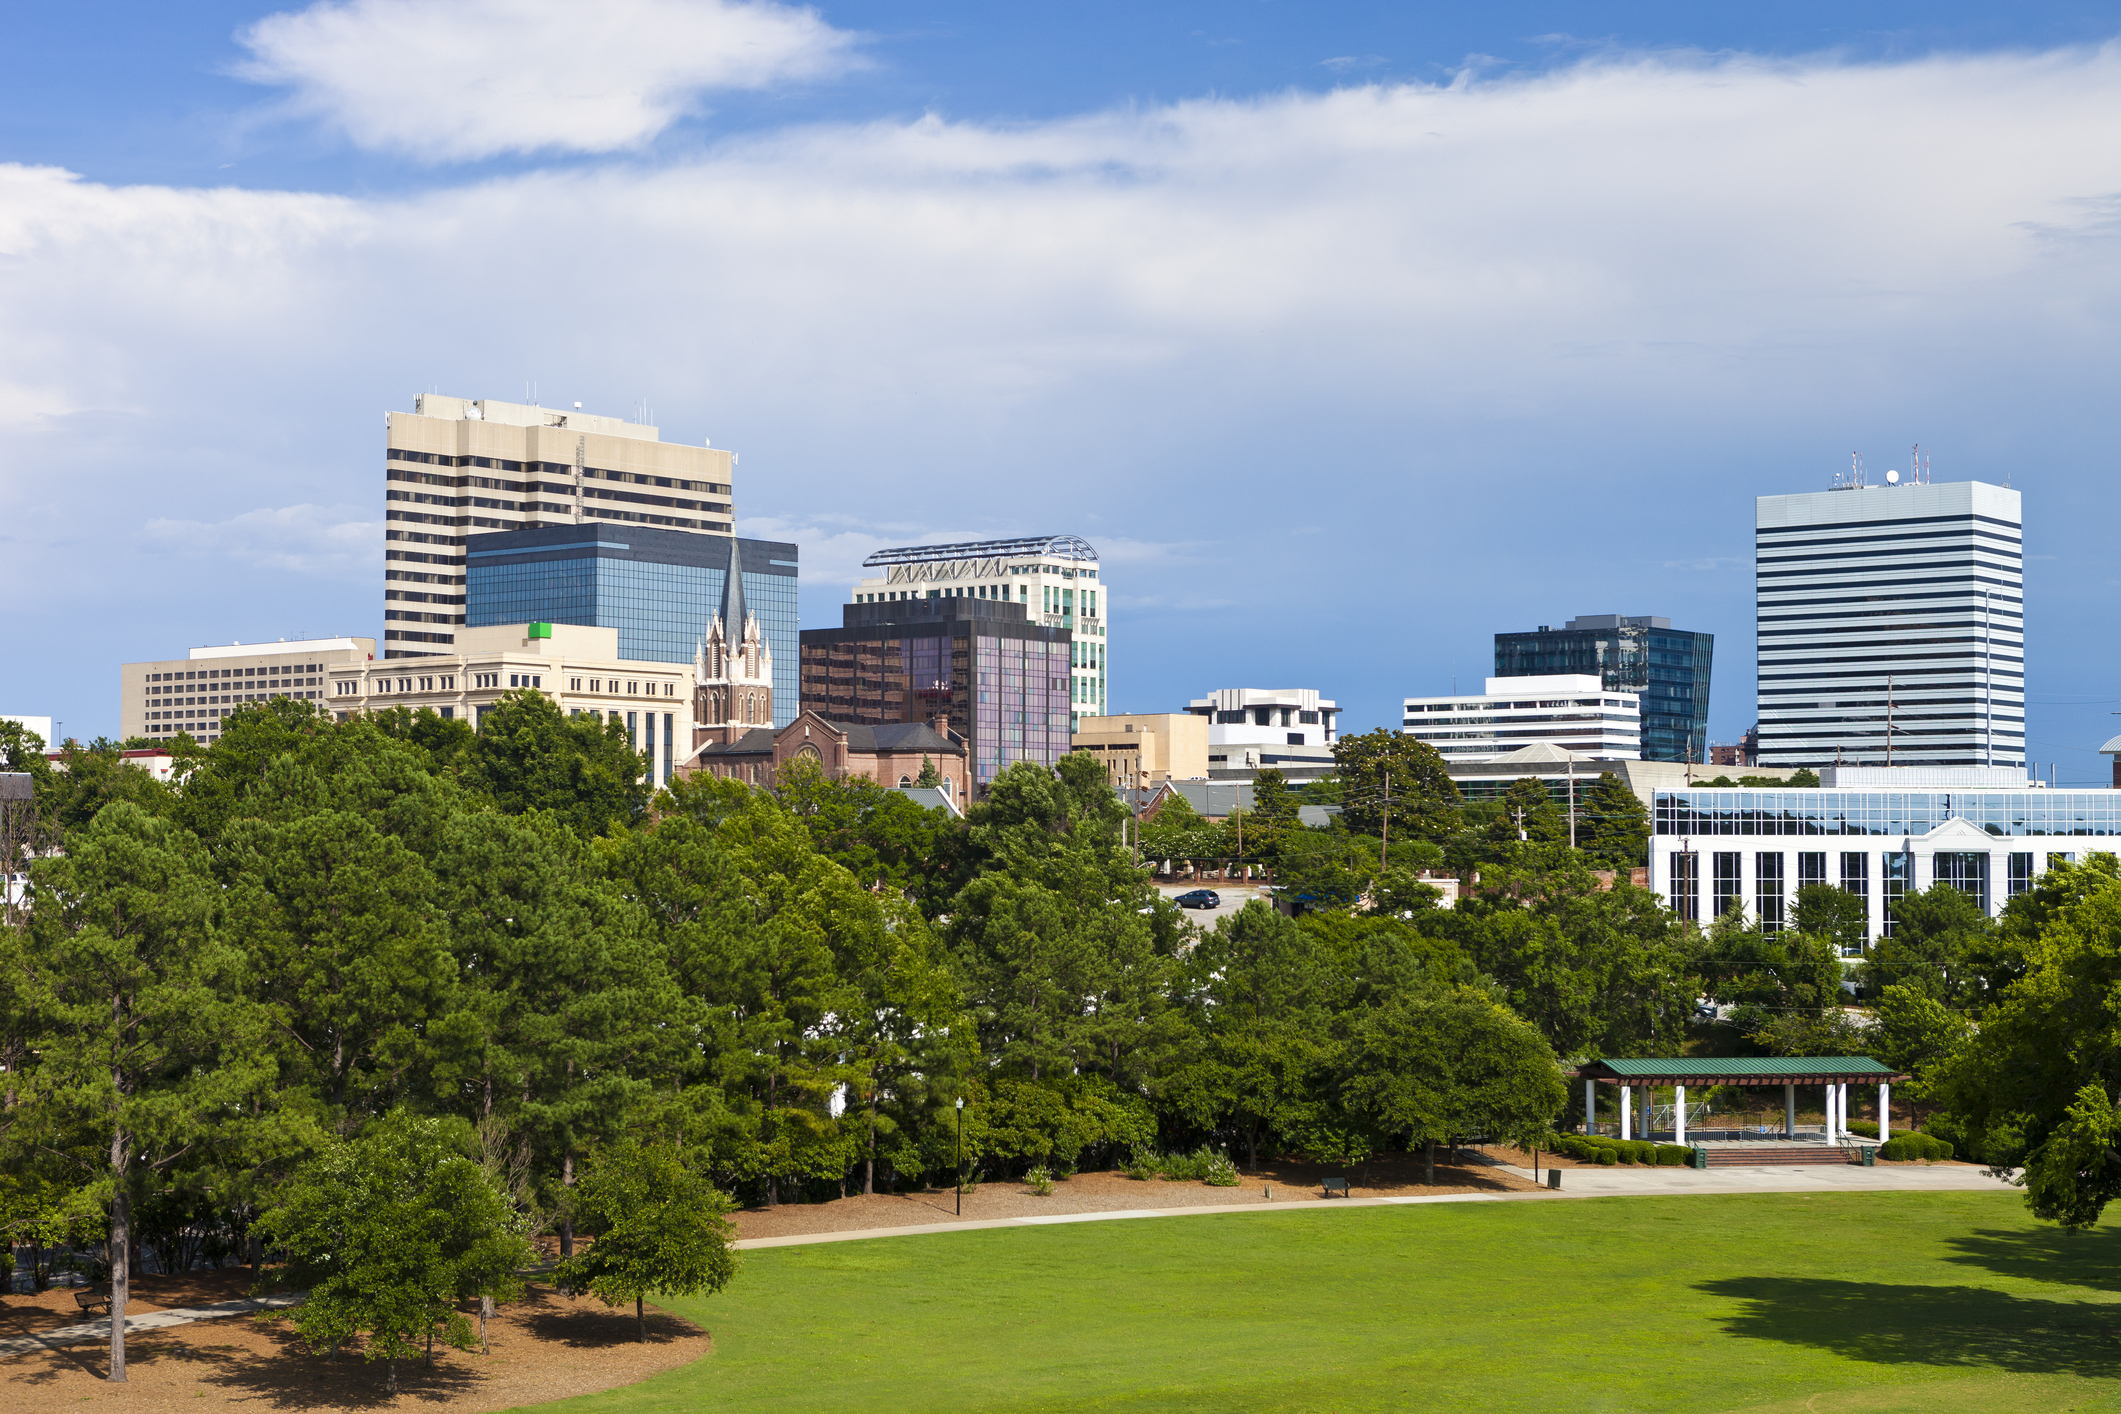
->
<box><xmin>517</xmin><ymin>1192</ymin><xmax>2121</xmax><ymax>1414</ymax></box>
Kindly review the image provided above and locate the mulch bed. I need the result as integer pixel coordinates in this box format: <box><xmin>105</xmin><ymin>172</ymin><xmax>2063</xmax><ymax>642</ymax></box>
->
<box><xmin>733</xmin><ymin>1151</ymin><xmax>1544</xmax><ymax>1240</ymax></box>
<box><xmin>0</xmin><ymin>1272</ymin><xmax>708</xmax><ymax>1412</ymax></box>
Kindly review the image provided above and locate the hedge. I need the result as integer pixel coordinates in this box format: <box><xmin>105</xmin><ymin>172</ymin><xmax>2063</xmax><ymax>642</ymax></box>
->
<box><xmin>1844</xmin><ymin>1119</ymin><xmax>1880</xmax><ymax>1139</ymax></box>
<box><xmin>1877</xmin><ymin>1132</ymin><xmax>1953</xmax><ymax>1161</ymax></box>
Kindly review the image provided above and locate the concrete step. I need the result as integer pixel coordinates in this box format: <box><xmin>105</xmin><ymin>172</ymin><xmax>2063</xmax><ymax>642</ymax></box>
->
<box><xmin>1700</xmin><ymin>1145</ymin><xmax>1854</xmax><ymax>1167</ymax></box>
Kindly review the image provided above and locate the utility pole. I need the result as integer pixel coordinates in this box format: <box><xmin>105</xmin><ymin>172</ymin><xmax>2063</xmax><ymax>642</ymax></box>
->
<box><xmin>1567</xmin><ymin>756</ymin><xmax>1577</xmax><ymax>851</ymax></box>
<box><xmin>1379</xmin><ymin>772</ymin><xmax>1390</xmax><ymax>874</ymax></box>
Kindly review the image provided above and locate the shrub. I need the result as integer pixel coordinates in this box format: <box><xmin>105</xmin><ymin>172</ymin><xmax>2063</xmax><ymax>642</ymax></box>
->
<box><xmin>1121</xmin><ymin>1151</ymin><xmax>1160</xmax><ymax>1181</ymax></box>
<box><xmin>1201</xmin><ymin>1151</ymin><xmax>1241</xmax><ymax>1187</ymax></box>
<box><xmin>1629</xmin><ymin>1141</ymin><xmax>1657</xmax><ymax>1165</ymax></box>
<box><xmin>1024</xmin><ymin>1166</ymin><xmax>1055</xmax><ymax>1197</ymax></box>
<box><xmin>1596</xmin><ymin>1149</ymin><xmax>1617</xmax><ymax>1166</ymax></box>
<box><xmin>1656</xmin><ymin>1146</ymin><xmax>1689</xmax><ymax>1166</ymax></box>
<box><xmin>1845</xmin><ymin>1119</ymin><xmax>1880</xmax><ymax>1139</ymax></box>
<box><xmin>1878</xmin><ymin>1133</ymin><xmax>1954</xmax><ymax>1162</ymax></box>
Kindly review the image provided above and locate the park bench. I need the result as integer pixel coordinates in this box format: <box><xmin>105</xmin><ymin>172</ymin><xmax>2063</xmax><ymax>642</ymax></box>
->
<box><xmin>73</xmin><ymin>1287</ymin><xmax>111</xmax><ymax>1317</ymax></box>
<box><xmin>1321</xmin><ymin>1177</ymin><xmax>1349</xmax><ymax>1199</ymax></box>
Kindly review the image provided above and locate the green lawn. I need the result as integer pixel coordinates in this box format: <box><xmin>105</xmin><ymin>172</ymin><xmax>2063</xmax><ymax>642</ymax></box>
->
<box><xmin>517</xmin><ymin>1193</ymin><xmax>2121</xmax><ymax>1414</ymax></box>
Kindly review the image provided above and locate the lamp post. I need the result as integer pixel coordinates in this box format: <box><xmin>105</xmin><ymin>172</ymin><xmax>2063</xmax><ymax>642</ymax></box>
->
<box><xmin>955</xmin><ymin>1097</ymin><xmax>965</xmax><ymax>1216</ymax></box>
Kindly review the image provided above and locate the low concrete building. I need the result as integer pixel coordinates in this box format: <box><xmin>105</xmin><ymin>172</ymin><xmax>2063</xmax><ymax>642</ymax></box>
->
<box><xmin>127</xmin><ymin>637</ymin><xmax>375</xmax><ymax>748</ymax></box>
<box><xmin>1187</xmin><ymin>688</ymin><xmax>1339</xmax><ymax>780</ymax></box>
<box><xmin>1071</xmin><ymin>712</ymin><xmax>1209</xmax><ymax>790</ymax></box>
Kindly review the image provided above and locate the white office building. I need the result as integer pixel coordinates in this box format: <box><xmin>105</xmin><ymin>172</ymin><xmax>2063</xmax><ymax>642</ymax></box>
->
<box><xmin>126</xmin><ymin>638</ymin><xmax>373</xmax><ymax>745</ymax></box>
<box><xmin>1652</xmin><ymin>766</ymin><xmax>2108</xmax><ymax>944</ymax></box>
<box><xmin>851</xmin><ymin>535</ymin><xmax>1108</xmax><ymax>729</ymax></box>
<box><xmin>1756</xmin><ymin>477</ymin><xmax>2023</xmax><ymax>769</ymax></box>
<box><xmin>1402</xmin><ymin>675</ymin><xmax>1641</xmax><ymax>762</ymax></box>
<box><xmin>1186</xmin><ymin>688</ymin><xmax>1339</xmax><ymax>778</ymax></box>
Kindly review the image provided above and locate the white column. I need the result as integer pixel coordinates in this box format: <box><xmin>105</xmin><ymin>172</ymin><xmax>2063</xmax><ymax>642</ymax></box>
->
<box><xmin>1879</xmin><ymin>1082</ymin><xmax>1891</xmax><ymax>1142</ymax></box>
<box><xmin>1586</xmin><ymin>1077</ymin><xmax>1596</xmax><ymax>1135</ymax></box>
<box><xmin>1785</xmin><ymin>1082</ymin><xmax>1795</xmax><ymax>1138</ymax></box>
<box><xmin>1824</xmin><ymin>1083</ymin><xmax>1837</xmax><ymax>1142</ymax></box>
<box><xmin>1674</xmin><ymin>1085</ymin><xmax>1686</xmax><ymax>1146</ymax></box>
<box><xmin>1620</xmin><ymin>1086</ymin><xmax>1632</xmax><ymax>1142</ymax></box>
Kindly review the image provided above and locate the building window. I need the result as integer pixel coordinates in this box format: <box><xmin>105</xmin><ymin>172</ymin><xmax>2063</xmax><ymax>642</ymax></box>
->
<box><xmin>1669</xmin><ymin>851</ymin><xmax>1699</xmax><ymax>922</ymax></box>
<box><xmin>1798</xmin><ymin>852</ymin><xmax>1826</xmax><ymax>889</ymax></box>
<box><xmin>1882</xmin><ymin>851</ymin><xmax>1910</xmax><ymax>938</ymax></box>
<box><xmin>1756</xmin><ymin>852</ymin><xmax>1785</xmax><ymax>934</ymax></box>
<box><xmin>1712</xmin><ymin>851</ymin><xmax>1742</xmax><ymax>921</ymax></box>
<box><xmin>1935</xmin><ymin>852</ymin><xmax>1989</xmax><ymax>916</ymax></box>
<box><xmin>2008</xmin><ymin>851</ymin><xmax>2034</xmax><ymax>900</ymax></box>
<box><xmin>1839</xmin><ymin>852</ymin><xmax>1869</xmax><ymax>912</ymax></box>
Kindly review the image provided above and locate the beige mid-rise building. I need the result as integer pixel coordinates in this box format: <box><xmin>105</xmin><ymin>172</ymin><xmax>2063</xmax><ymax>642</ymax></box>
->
<box><xmin>1070</xmin><ymin>712</ymin><xmax>1208</xmax><ymax>791</ymax></box>
<box><xmin>125</xmin><ymin>636</ymin><xmax>376</xmax><ymax>746</ymax></box>
<box><xmin>128</xmin><ymin>625</ymin><xmax>701</xmax><ymax>787</ymax></box>
<box><xmin>385</xmin><ymin>394</ymin><xmax>738</xmax><ymax>659</ymax></box>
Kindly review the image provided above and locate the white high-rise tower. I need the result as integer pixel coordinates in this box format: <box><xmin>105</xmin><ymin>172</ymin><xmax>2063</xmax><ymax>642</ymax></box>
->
<box><xmin>1756</xmin><ymin>476</ymin><xmax>2023</xmax><ymax>769</ymax></box>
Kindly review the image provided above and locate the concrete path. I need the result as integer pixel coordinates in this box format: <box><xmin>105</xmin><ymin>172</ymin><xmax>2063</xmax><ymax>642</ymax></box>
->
<box><xmin>0</xmin><ymin>1293</ymin><xmax>301</xmax><ymax>1359</ymax></box>
<box><xmin>733</xmin><ymin>1162</ymin><xmax>2018</xmax><ymax>1252</ymax></box>
<box><xmin>1483</xmin><ymin>1157</ymin><xmax>2013</xmax><ymax>1197</ymax></box>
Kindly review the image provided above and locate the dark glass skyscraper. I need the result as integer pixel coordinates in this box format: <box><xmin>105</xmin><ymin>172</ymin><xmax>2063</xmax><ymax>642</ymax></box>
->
<box><xmin>1494</xmin><ymin>615</ymin><xmax>1713</xmax><ymax>763</ymax></box>
<box><xmin>464</xmin><ymin>524</ymin><xmax>798</xmax><ymax>727</ymax></box>
<box><xmin>801</xmin><ymin>598</ymin><xmax>1070</xmax><ymax>795</ymax></box>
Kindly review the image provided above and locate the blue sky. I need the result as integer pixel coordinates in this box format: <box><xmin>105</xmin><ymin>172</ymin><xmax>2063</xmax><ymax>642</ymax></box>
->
<box><xmin>5</xmin><ymin>2</ymin><xmax>2121</xmax><ymax>776</ymax></box>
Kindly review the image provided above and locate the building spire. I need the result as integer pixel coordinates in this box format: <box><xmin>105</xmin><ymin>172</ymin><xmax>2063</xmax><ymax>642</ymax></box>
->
<box><xmin>721</xmin><ymin>534</ymin><xmax>747</xmax><ymax>644</ymax></box>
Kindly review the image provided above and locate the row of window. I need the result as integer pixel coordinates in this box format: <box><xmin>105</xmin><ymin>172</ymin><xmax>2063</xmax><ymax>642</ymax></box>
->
<box><xmin>148</xmin><ymin>663</ymin><xmax>320</xmax><ymax>683</ymax></box>
<box><xmin>1668</xmin><ymin>848</ymin><xmax>2071</xmax><ymax>941</ymax></box>
<box><xmin>1653</xmin><ymin>791</ymin><xmax>2121</xmax><ymax>837</ymax></box>
<box><xmin>388</xmin><ymin>448</ymin><xmax>729</xmax><ymax>494</ymax></box>
<box><xmin>333</xmin><ymin>673</ymin><xmax>675</xmax><ymax>697</ymax></box>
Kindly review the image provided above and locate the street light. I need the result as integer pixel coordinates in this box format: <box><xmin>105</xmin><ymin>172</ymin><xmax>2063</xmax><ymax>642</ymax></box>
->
<box><xmin>955</xmin><ymin>1097</ymin><xmax>965</xmax><ymax>1216</ymax></box>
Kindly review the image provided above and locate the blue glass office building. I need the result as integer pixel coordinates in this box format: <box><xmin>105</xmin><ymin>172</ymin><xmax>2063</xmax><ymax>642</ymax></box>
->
<box><xmin>465</xmin><ymin>525</ymin><xmax>798</xmax><ymax>727</ymax></box>
<box><xmin>1495</xmin><ymin>614</ymin><xmax>1714</xmax><ymax>764</ymax></box>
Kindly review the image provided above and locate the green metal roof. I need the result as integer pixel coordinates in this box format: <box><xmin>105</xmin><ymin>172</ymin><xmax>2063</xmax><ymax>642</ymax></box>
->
<box><xmin>1577</xmin><ymin>1056</ymin><xmax>1904</xmax><ymax>1084</ymax></box>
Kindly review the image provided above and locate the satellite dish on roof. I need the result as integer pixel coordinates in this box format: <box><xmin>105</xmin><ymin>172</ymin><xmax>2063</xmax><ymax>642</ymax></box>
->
<box><xmin>1885</xmin><ymin>469</ymin><xmax>1900</xmax><ymax>484</ymax></box>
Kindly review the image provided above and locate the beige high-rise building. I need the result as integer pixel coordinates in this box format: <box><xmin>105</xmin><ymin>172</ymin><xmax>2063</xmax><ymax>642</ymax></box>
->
<box><xmin>385</xmin><ymin>395</ymin><xmax>738</xmax><ymax>659</ymax></box>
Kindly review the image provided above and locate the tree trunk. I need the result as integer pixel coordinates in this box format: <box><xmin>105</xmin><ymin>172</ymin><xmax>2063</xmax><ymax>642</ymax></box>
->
<box><xmin>426</xmin><ymin>1326</ymin><xmax>433</xmax><ymax>1366</ymax></box>
<box><xmin>636</xmin><ymin>1294</ymin><xmax>645</xmax><ymax>1343</ymax></box>
<box><xmin>1424</xmin><ymin>1139</ymin><xmax>1436</xmax><ymax>1186</ymax></box>
<box><xmin>480</xmin><ymin>1294</ymin><xmax>493</xmax><ymax>1354</ymax></box>
<box><xmin>864</xmin><ymin>1096</ymin><xmax>877</xmax><ymax>1196</ymax></box>
<box><xmin>1246</xmin><ymin>1125</ymin><xmax>1259</xmax><ymax>1172</ymax></box>
<box><xmin>388</xmin><ymin>1359</ymin><xmax>398</xmax><ymax>1395</ymax></box>
<box><xmin>558</xmin><ymin>1152</ymin><xmax>575</xmax><ymax>1259</ymax></box>
<box><xmin>108</xmin><ymin>1109</ymin><xmax>130</xmax><ymax>1382</ymax></box>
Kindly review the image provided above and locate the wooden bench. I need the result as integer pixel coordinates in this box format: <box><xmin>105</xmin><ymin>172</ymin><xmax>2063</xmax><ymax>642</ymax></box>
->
<box><xmin>73</xmin><ymin>1288</ymin><xmax>111</xmax><ymax>1317</ymax></box>
<box><xmin>1321</xmin><ymin>1177</ymin><xmax>1350</xmax><ymax>1199</ymax></box>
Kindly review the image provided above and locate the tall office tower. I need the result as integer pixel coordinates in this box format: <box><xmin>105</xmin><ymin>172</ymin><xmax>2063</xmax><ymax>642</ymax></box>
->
<box><xmin>800</xmin><ymin>598</ymin><xmax>1070</xmax><ymax>796</ymax></box>
<box><xmin>1494</xmin><ymin>615</ymin><xmax>1713</xmax><ymax>763</ymax></box>
<box><xmin>384</xmin><ymin>394</ymin><xmax>736</xmax><ymax>659</ymax></box>
<box><xmin>849</xmin><ymin>536</ymin><xmax>1107</xmax><ymax>729</ymax></box>
<box><xmin>465</xmin><ymin>524</ymin><xmax>798</xmax><ymax>728</ymax></box>
<box><xmin>1756</xmin><ymin>478</ymin><xmax>2023</xmax><ymax>769</ymax></box>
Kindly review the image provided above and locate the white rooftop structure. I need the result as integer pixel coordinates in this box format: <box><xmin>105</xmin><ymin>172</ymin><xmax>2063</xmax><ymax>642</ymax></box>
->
<box><xmin>1403</xmin><ymin>675</ymin><xmax>1641</xmax><ymax>762</ymax></box>
<box><xmin>1186</xmin><ymin>688</ymin><xmax>1339</xmax><ymax>778</ymax></box>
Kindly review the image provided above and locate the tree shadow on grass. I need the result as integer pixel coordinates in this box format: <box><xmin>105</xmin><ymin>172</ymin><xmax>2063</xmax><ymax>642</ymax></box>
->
<box><xmin>515</xmin><ymin>1285</ymin><xmax>700</xmax><ymax>1350</ymax></box>
<box><xmin>1942</xmin><ymin>1226</ymin><xmax>2121</xmax><ymax>1295</ymax></box>
<box><xmin>1700</xmin><ymin>1278</ymin><xmax>2121</xmax><ymax>1377</ymax></box>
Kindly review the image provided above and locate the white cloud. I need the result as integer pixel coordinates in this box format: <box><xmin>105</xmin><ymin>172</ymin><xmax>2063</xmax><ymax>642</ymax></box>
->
<box><xmin>9</xmin><ymin>43</ymin><xmax>2121</xmax><ymax>736</ymax></box>
<box><xmin>141</xmin><ymin>505</ymin><xmax>380</xmax><ymax>580</ymax></box>
<box><xmin>234</xmin><ymin>0</ymin><xmax>861</xmax><ymax>160</ymax></box>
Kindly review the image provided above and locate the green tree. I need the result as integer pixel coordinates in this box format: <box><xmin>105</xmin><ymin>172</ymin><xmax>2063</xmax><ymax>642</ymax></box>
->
<box><xmin>1935</xmin><ymin>865</ymin><xmax>2121</xmax><ymax>1202</ymax></box>
<box><xmin>770</xmin><ymin>761</ymin><xmax>957</xmax><ymax>895</ymax></box>
<box><xmin>915</xmin><ymin>755</ymin><xmax>942</xmax><ymax>788</ymax></box>
<box><xmin>1491</xmin><ymin>778</ymin><xmax>1566</xmax><ymax>847</ymax></box>
<box><xmin>1332</xmin><ymin>729</ymin><xmax>1461</xmax><ymax>842</ymax></box>
<box><xmin>1577</xmin><ymin>773</ymin><xmax>1649</xmax><ymax>870</ymax></box>
<box><xmin>555</xmin><ymin>1140</ymin><xmax>739</xmax><ymax>1341</ymax></box>
<box><xmin>1340</xmin><ymin>989</ymin><xmax>1566</xmax><ymax>1170</ymax></box>
<box><xmin>463</xmin><ymin>690</ymin><xmax>649</xmax><ymax>839</ymax></box>
<box><xmin>257</xmin><ymin>1112</ymin><xmax>533</xmax><ymax>1390</ymax></box>
<box><xmin>20</xmin><ymin>802</ymin><xmax>273</xmax><ymax>1381</ymax></box>
<box><xmin>1872</xmin><ymin>882</ymin><xmax>1993</xmax><ymax>1008</ymax></box>
<box><xmin>1793</xmin><ymin>884</ymin><xmax>1870</xmax><ymax>956</ymax></box>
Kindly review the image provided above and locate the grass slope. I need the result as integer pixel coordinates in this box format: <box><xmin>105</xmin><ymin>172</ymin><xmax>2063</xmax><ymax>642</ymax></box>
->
<box><xmin>518</xmin><ymin>1193</ymin><xmax>2121</xmax><ymax>1414</ymax></box>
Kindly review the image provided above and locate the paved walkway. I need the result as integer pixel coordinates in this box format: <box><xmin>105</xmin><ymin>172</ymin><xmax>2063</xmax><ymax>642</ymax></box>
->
<box><xmin>733</xmin><ymin>1161</ymin><xmax>2016</xmax><ymax>1252</ymax></box>
<box><xmin>0</xmin><ymin>1293</ymin><xmax>301</xmax><ymax>1359</ymax></box>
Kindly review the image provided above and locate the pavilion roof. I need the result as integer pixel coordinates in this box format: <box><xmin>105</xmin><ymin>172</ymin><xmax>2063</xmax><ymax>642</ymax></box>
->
<box><xmin>1574</xmin><ymin>1056</ymin><xmax>1905</xmax><ymax>1085</ymax></box>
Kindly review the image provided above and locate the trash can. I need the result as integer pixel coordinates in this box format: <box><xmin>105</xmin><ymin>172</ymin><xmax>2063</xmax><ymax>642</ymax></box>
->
<box><xmin>1546</xmin><ymin>1169</ymin><xmax>1562</xmax><ymax>1190</ymax></box>
<box><xmin>1689</xmin><ymin>1145</ymin><xmax>1708</xmax><ymax>1170</ymax></box>
<box><xmin>1857</xmin><ymin>1145</ymin><xmax>1876</xmax><ymax>1167</ymax></box>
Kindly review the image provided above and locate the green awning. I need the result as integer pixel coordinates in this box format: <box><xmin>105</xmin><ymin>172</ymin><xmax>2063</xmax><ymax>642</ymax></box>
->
<box><xmin>1573</xmin><ymin>1056</ymin><xmax>1905</xmax><ymax>1086</ymax></box>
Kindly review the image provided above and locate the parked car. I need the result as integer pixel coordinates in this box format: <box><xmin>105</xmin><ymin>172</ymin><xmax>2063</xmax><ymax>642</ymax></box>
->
<box><xmin>1173</xmin><ymin>889</ymin><xmax>1221</xmax><ymax>910</ymax></box>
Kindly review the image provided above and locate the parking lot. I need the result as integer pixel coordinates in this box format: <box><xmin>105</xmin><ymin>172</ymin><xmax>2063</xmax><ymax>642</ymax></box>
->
<box><xmin>1155</xmin><ymin>882</ymin><xmax>1274</xmax><ymax>927</ymax></box>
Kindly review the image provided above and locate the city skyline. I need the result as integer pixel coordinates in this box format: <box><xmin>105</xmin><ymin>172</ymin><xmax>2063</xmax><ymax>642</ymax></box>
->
<box><xmin>4</xmin><ymin>6</ymin><xmax>2120</xmax><ymax>778</ymax></box>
